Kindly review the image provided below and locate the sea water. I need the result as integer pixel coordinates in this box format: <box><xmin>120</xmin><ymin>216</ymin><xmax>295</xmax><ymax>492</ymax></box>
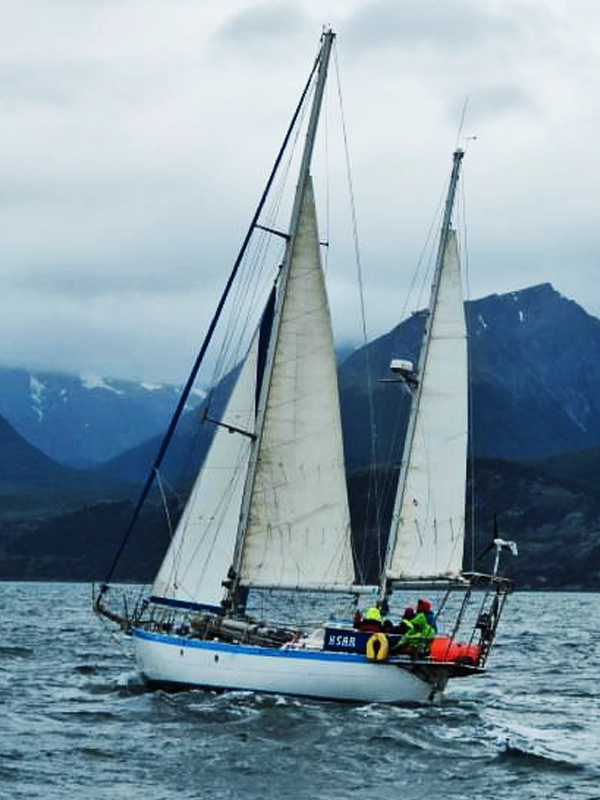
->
<box><xmin>0</xmin><ymin>583</ymin><xmax>599</xmax><ymax>800</ymax></box>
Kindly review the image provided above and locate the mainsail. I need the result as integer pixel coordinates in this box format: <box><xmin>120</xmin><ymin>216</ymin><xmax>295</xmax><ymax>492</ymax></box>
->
<box><xmin>237</xmin><ymin>177</ymin><xmax>355</xmax><ymax>591</ymax></box>
<box><xmin>154</xmin><ymin>32</ymin><xmax>354</xmax><ymax>602</ymax></box>
<box><xmin>385</xmin><ymin>151</ymin><xmax>468</xmax><ymax>581</ymax></box>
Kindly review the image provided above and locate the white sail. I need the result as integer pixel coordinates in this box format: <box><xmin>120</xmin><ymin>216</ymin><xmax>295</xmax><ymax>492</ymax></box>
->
<box><xmin>386</xmin><ymin>230</ymin><xmax>468</xmax><ymax>579</ymax></box>
<box><xmin>98</xmin><ymin>34</ymin><xmax>514</xmax><ymax>705</ymax></box>
<box><xmin>238</xmin><ymin>177</ymin><xmax>355</xmax><ymax>590</ymax></box>
<box><xmin>151</xmin><ymin>338</ymin><xmax>258</xmax><ymax>608</ymax></box>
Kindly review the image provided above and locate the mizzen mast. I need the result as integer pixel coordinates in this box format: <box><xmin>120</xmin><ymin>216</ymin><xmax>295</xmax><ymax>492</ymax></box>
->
<box><xmin>380</xmin><ymin>149</ymin><xmax>465</xmax><ymax>602</ymax></box>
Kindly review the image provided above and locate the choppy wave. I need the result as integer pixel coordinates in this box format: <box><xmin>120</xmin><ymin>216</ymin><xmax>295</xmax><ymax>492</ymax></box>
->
<box><xmin>0</xmin><ymin>645</ymin><xmax>34</xmax><ymax>659</ymax></box>
<box><xmin>497</xmin><ymin>742</ymin><xmax>586</xmax><ymax>773</ymax></box>
<box><xmin>1</xmin><ymin>584</ymin><xmax>600</xmax><ymax>800</ymax></box>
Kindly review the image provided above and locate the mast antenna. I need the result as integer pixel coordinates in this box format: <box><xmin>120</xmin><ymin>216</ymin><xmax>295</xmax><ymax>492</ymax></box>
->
<box><xmin>455</xmin><ymin>96</ymin><xmax>470</xmax><ymax>149</ymax></box>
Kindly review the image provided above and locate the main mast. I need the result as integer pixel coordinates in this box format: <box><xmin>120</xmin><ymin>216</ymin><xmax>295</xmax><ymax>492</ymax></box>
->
<box><xmin>379</xmin><ymin>149</ymin><xmax>464</xmax><ymax>602</ymax></box>
<box><xmin>284</xmin><ymin>28</ymin><xmax>335</xmax><ymax>256</ymax></box>
<box><xmin>226</xmin><ymin>29</ymin><xmax>337</xmax><ymax>608</ymax></box>
<box><xmin>94</xmin><ymin>37</ymin><xmax>325</xmax><ymax>611</ymax></box>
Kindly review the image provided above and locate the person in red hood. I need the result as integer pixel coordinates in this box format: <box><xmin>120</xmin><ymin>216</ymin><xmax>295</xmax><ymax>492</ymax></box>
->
<box><xmin>416</xmin><ymin>598</ymin><xmax>437</xmax><ymax>633</ymax></box>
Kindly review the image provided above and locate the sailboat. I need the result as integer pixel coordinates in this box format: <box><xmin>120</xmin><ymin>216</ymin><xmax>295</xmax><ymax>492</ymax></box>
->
<box><xmin>95</xmin><ymin>29</ymin><xmax>515</xmax><ymax>704</ymax></box>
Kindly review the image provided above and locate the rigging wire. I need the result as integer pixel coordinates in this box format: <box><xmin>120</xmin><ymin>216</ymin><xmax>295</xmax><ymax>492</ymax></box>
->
<box><xmin>374</xmin><ymin>186</ymin><xmax>447</xmax><ymax>560</ymax></box>
<box><xmin>455</xmin><ymin>96</ymin><xmax>470</xmax><ymax>151</ymax></box>
<box><xmin>334</xmin><ymin>48</ymin><xmax>382</xmax><ymax>580</ymax></box>
<box><xmin>411</xmin><ymin>189</ymin><xmax>447</xmax><ymax>314</ymax></box>
<box><xmin>208</xmin><ymin>85</ymin><xmax>311</xmax><ymax>396</ymax></box>
<box><xmin>163</xmin><ymin>440</ymin><xmax>252</xmax><ymax>599</ymax></box>
<box><xmin>155</xmin><ymin>469</ymin><xmax>175</xmax><ymax>541</ymax></box>
<box><xmin>458</xmin><ymin>153</ymin><xmax>477</xmax><ymax>572</ymax></box>
<box><xmin>148</xmin><ymin>86</ymin><xmax>314</xmax><ymax>605</ymax></box>
<box><xmin>98</xmin><ymin>49</ymin><xmax>322</xmax><ymax>591</ymax></box>
<box><xmin>323</xmin><ymin>69</ymin><xmax>331</xmax><ymax>273</ymax></box>
<box><xmin>376</xmin><ymin>152</ymin><xmax>469</xmax><ymax>581</ymax></box>
<box><xmin>455</xmin><ymin>101</ymin><xmax>477</xmax><ymax>572</ymax></box>
<box><xmin>146</xmin><ymin>64</ymin><xmax>324</xmax><ymax>606</ymax></box>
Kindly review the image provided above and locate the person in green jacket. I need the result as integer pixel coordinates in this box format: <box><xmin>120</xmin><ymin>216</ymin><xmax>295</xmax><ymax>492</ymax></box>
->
<box><xmin>416</xmin><ymin>598</ymin><xmax>437</xmax><ymax>632</ymax></box>
<box><xmin>389</xmin><ymin>606</ymin><xmax>415</xmax><ymax>654</ymax></box>
<box><xmin>398</xmin><ymin>601</ymin><xmax>435</xmax><ymax>656</ymax></box>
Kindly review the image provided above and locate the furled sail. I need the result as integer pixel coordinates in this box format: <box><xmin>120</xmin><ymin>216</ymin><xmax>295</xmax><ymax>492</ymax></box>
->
<box><xmin>151</xmin><ymin>337</ymin><xmax>259</xmax><ymax>609</ymax></box>
<box><xmin>237</xmin><ymin>177</ymin><xmax>355</xmax><ymax>590</ymax></box>
<box><xmin>386</xmin><ymin>229</ymin><xmax>468</xmax><ymax>579</ymax></box>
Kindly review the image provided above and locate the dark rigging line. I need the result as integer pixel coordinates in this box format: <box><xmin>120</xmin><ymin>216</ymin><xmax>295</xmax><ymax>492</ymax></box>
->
<box><xmin>459</xmin><ymin>160</ymin><xmax>477</xmax><ymax>572</ymax></box>
<box><xmin>334</xmin><ymin>49</ymin><xmax>382</xmax><ymax>578</ymax></box>
<box><xmin>455</xmin><ymin>95</ymin><xmax>470</xmax><ymax>150</ymax></box>
<box><xmin>99</xmin><ymin>48</ymin><xmax>323</xmax><ymax>591</ymax></box>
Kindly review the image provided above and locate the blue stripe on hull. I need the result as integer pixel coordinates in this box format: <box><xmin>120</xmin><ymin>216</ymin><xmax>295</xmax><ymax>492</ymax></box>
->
<box><xmin>131</xmin><ymin>628</ymin><xmax>456</xmax><ymax>703</ymax></box>
<box><xmin>132</xmin><ymin>628</ymin><xmax>367</xmax><ymax>664</ymax></box>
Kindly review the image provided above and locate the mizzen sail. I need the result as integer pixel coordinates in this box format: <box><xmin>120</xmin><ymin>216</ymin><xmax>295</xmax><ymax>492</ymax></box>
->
<box><xmin>381</xmin><ymin>150</ymin><xmax>469</xmax><ymax>580</ymax></box>
<box><xmin>386</xmin><ymin>229</ymin><xmax>468</xmax><ymax>580</ymax></box>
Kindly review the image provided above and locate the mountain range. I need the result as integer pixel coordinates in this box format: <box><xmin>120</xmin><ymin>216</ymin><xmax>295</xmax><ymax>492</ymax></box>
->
<box><xmin>340</xmin><ymin>282</ymin><xmax>600</xmax><ymax>469</ymax></box>
<box><xmin>1</xmin><ymin>282</ymin><xmax>600</xmax><ymax>588</ymax></box>
<box><xmin>0</xmin><ymin>366</ymin><xmax>204</xmax><ymax>467</ymax></box>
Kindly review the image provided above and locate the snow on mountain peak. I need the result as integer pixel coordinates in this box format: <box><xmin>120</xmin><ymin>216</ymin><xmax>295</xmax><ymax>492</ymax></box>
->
<box><xmin>79</xmin><ymin>373</ymin><xmax>123</xmax><ymax>395</ymax></box>
<box><xmin>29</xmin><ymin>375</ymin><xmax>45</xmax><ymax>421</ymax></box>
<box><xmin>141</xmin><ymin>382</ymin><xmax>165</xmax><ymax>392</ymax></box>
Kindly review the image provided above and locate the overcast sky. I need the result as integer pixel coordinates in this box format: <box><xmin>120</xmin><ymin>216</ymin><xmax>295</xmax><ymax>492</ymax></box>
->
<box><xmin>1</xmin><ymin>0</ymin><xmax>599</xmax><ymax>383</ymax></box>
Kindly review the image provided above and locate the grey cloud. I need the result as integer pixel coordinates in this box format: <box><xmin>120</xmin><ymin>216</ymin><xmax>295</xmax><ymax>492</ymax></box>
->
<box><xmin>466</xmin><ymin>85</ymin><xmax>538</xmax><ymax>122</ymax></box>
<box><xmin>6</xmin><ymin>260</ymin><xmax>208</xmax><ymax>298</ymax></box>
<box><xmin>0</xmin><ymin>1</ymin><xmax>598</xmax><ymax>384</ymax></box>
<box><xmin>0</xmin><ymin>60</ymin><xmax>106</xmax><ymax>111</ymax></box>
<box><xmin>344</xmin><ymin>0</ymin><xmax>523</xmax><ymax>53</ymax></box>
<box><xmin>214</xmin><ymin>3</ymin><xmax>313</xmax><ymax>58</ymax></box>
<box><xmin>0</xmin><ymin>58</ymin><xmax>170</xmax><ymax>114</ymax></box>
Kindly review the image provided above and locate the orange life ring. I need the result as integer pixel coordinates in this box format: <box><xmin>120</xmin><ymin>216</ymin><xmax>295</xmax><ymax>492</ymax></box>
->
<box><xmin>366</xmin><ymin>632</ymin><xmax>389</xmax><ymax>662</ymax></box>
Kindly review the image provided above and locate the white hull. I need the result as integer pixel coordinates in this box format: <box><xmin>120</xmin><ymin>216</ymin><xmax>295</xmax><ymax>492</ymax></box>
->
<box><xmin>132</xmin><ymin>629</ymin><xmax>449</xmax><ymax>704</ymax></box>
